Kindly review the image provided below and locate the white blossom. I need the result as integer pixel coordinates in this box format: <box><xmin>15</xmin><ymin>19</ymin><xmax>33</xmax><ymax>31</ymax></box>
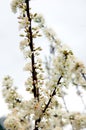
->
<box><xmin>23</xmin><ymin>62</ymin><xmax>32</xmax><ymax>72</ymax></box>
<box><xmin>2</xmin><ymin>75</ymin><xmax>13</xmax><ymax>88</ymax></box>
<box><xmin>34</xmin><ymin>14</ymin><xmax>45</xmax><ymax>27</ymax></box>
<box><xmin>20</xmin><ymin>38</ymin><xmax>29</xmax><ymax>51</ymax></box>
<box><xmin>18</xmin><ymin>16</ymin><xmax>30</xmax><ymax>30</ymax></box>
<box><xmin>11</xmin><ymin>0</ymin><xmax>25</xmax><ymax>13</ymax></box>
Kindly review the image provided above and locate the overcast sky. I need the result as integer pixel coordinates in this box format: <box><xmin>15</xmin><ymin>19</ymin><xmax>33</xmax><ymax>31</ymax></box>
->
<box><xmin>0</xmin><ymin>0</ymin><xmax>86</xmax><ymax>117</ymax></box>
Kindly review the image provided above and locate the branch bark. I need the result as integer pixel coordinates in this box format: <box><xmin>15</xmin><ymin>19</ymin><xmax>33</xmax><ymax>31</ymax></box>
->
<box><xmin>25</xmin><ymin>0</ymin><xmax>39</xmax><ymax>129</ymax></box>
<box><xmin>25</xmin><ymin>0</ymin><xmax>39</xmax><ymax>100</ymax></box>
<box><xmin>43</xmin><ymin>76</ymin><xmax>62</xmax><ymax>113</ymax></box>
<box><xmin>35</xmin><ymin>76</ymin><xmax>62</xmax><ymax>126</ymax></box>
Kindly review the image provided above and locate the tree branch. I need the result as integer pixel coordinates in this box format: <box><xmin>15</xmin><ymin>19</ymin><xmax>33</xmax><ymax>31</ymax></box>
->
<box><xmin>25</xmin><ymin>0</ymin><xmax>39</xmax><ymax>100</ymax></box>
<box><xmin>25</xmin><ymin>1</ymin><xmax>39</xmax><ymax>130</ymax></box>
<box><xmin>35</xmin><ymin>76</ymin><xmax>62</xmax><ymax>126</ymax></box>
<box><xmin>43</xmin><ymin>76</ymin><xmax>62</xmax><ymax>113</ymax></box>
<box><xmin>81</xmin><ymin>72</ymin><xmax>86</xmax><ymax>81</ymax></box>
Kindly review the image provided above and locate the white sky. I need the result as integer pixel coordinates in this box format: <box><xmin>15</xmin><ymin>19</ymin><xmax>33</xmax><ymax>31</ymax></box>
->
<box><xmin>0</xmin><ymin>0</ymin><xmax>86</xmax><ymax>117</ymax></box>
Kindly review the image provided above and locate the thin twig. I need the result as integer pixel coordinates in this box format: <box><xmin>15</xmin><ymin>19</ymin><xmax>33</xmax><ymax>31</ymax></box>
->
<box><xmin>81</xmin><ymin>72</ymin><xmax>86</xmax><ymax>81</ymax></box>
<box><xmin>76</xmin><ymin>85</ymin><xmax>86</xmax><ymax>110</ymax></box>
<box><xmin>43</xmin><ymin>76</ymin><xmax>62</xmax><ymax>113</ymax></box>
<box><xmin>61</xmin><ymin>95</ymin><xmax>74</xmax><ymax>130</ymax></box>
<box><xmin>34</xmin><ymin>76</ymin><xmax>62</xmax><ymax>127</ymax></box>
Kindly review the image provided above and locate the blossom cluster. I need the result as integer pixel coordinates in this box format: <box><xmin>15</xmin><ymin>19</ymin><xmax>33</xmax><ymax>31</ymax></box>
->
<box><xmin>10</xmin><ymin>0</ymin><xmax>25</xmax><ymax>13</ymax></box>
<box><xmin>1</xmin><ymin>0</ymin><xmax>86</xmax><ymax>130</ymax></box>
<box><xmin>34</xmin><ymin>14</ymin><xmax>86</xmax><ymax>88</ymax></box>
<box><xmin>2</xmin><ymin>76</ymin><xmax>22</xmax><ymax>109</ymax></box>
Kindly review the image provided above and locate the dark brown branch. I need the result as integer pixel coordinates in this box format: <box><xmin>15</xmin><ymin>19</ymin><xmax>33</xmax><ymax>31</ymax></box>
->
<box><xmin>35</xmin><ymin>76</ymin><xmax>62</xmax><ymax>126</ymax></box>
<box><xmin>81</xmin><ymin>72</ymin><xmax>86</xmax><ymax>81</ymax></box>
<box><xmin>43</xmin><ymin>76</ymin><xmax>62</xmax><ymax>113</ymax></box>
<box><xmin>25</xmin><ymin>1</ymin><xmax>39</xmax><ymax>130</ymax></box>
<box><xmin>25</xmin><ymin>0</ymin><xmax>39</xmax><ymax>100</ymax></box>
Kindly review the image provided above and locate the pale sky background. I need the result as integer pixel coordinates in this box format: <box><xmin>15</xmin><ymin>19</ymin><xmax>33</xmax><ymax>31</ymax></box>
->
<box><xmin>0</xmin><ymin>0</ymin><xmax>86</xmax><ymax>118</ymax></box>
